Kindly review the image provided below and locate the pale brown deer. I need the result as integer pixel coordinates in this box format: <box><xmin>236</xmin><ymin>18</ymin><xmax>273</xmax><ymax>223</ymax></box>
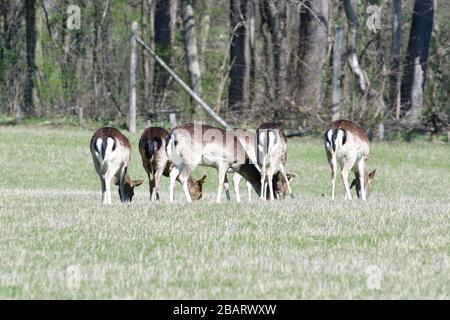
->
<box><xmin>166</xmin><ymin>123</ymin><xmax>288</xmax><ymax>203</ymax></box>
<box><xmin>138</xmin><ymin>127</ymin><xmax>206</xmax><ymax>201</ymax></box>
<box><xmin>324</xmin><ymin>120</ymin><xmax>376</xmax><ymax>201</ymax></box>
<box><xmin>90</xmin><ymin>127</ymin><xmax>144</xmax><ymax>204</ymax></box>
<box><xmin>256</xmin><ymin>123</ymin><xmax>293</xmax><ymax>200</ymax></box>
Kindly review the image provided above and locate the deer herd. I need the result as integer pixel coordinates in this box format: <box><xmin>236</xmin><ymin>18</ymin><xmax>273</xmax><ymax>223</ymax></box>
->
<box><xmin>90</xmin><ymin>120</ymin><xmax>376</xmax><ymax>205</ymax></box>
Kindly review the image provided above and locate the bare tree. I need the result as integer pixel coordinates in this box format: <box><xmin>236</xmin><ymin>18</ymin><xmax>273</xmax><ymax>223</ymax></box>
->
<box><xmin>154</xmin><ymin>0</ymin><xmax>177</xmax><ymax>103</ymax></box>
<box><xmin>228</xmin><ymin>0</ymin><xmax>250</xmax><ymax>112</ymax></box>
<box><xmin>260</xmin><ymin>0</ymin><xmax>290</xmax><ymax>113</ymax></box>
<box><xmin>24</xmin><ymin>0</ymin><xmax>36</xmax><ymax>115</ymax></box>
<box><xmin>401</xmin><ymin>0</ymin><xmax>435</xmax><ymax>124</ymax></box>
<box><xmin>295</xmin><ymin>0</ymin><xmax>330</xmax><ymax>113</ymax></box>
<box><xmin>389</xmin><ymin>0</ymin><xmax>402</xmax><ymax>120</ymax></box>
<box><xmin>182</xmin><ymin>1</ymin><xmax>202</xmax><ymax>100</ymax></box>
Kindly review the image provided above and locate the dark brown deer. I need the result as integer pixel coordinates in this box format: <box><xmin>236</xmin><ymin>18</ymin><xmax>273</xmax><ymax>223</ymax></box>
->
<box><xmin>324</xmin><ymin>120</ymin><xmax>376</xmax><ymax>201</ymax></box>
<box><xmin>90</xmin><ymin>127</ymin><xmax>144</xmax><ymax>204</ymax></box>
<box><xmin>139</xmin><ymin>127</ymin><xmax>206</xmax><ymax>201</ymax></box>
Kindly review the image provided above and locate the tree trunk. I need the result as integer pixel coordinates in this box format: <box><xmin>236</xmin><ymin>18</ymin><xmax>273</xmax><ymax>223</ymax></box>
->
<box><xmin>24</xmin><ymin>0</ymin><xmax>36</xmax><ymax>115</ymax></box>
<box><xmin>401</xmin><ymin>0</ymin><xmax>435</xmax><ymax>124</ymax></box>
<box><xmin>154</xmin><ymin>0</ymin><xmax>177</xmax><ymax>103</ymax></box>
<box><xmin>129</xmin><ymin>22</ymin><xmax>138</xmax><ymax>133</ymax></box>
<box><xmin>390</xmin><ymin>0</ymin><xmax>402</xmax><ymax>120</ymax></box>
<box><xmin>296</xmin><ymin>0</ymin><xmax>330</xmax><ymax>113</ymax></box>
<box><xmin>343</xmin><ymin>0</ymin><xmax>375</xmax><ymax>97</ymax></box>
<box><xmin>260</xmin><ymin>0</ymin><xmax>290</xmax><ymax>115</ymax></box>
<box><xmin>331</xmin><ymin>25</ymin><xmax>343</xmax><ymax>121</ymax></box>
<box><xmin>182</xmin><ymin>2</ymin><xmax>202</xmax><ymax>101</ymax></box>
<box><xmin>228</xmin><ymin>0</ymin><xmax>250</xmax><ymax>112</ymax></box>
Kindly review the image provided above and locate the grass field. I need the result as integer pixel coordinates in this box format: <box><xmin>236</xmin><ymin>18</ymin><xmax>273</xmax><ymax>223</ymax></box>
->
<box><xmin>0</xmin><ymin>126</ymin><xmax>449</xmax><ymax>299</ymax></box>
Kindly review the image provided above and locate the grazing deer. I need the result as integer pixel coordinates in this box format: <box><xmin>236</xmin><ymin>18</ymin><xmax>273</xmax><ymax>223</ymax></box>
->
<box><xmin>138</xmin><ymin>127</ymin><xmax>206</xmax><ymax>201</ymax></box>
<box><xmin>166</xmin><ymin>123</ymin><xmax>290</xmax><ymax>203</ymax></box>
<box><xmin>324</xmin><ymin>120</ymin><xmax>376</xmax><ymax>201</ymax></box>
<box><xmin>256</xmin><ymin>123</ymin><xmax>293</xmax><ymax>200</ymax></box>
<box><xmin>90</xmin><ymin>127</ymin><xmax>144</xmax><ymax>204</ymax></box>
<box><xmin>231</xmin><ymin>172</ymin><xmax>296</xmax><ymax>202</ymax></box>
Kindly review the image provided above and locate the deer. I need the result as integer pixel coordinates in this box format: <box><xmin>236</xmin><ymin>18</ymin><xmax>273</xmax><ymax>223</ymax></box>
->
<box><xmin>256</xmin><ymin>123</ymin><xmax>294</xmax><ymax>201</ymax></box>
<box><xmin>166</xmin><ymin>123</ymin><xmax>289</xmax><ymax>203</ymax></box>
<box><xmin>324</xmin><ymin>119</ymin><xmax>377</xmax><ymax>201</ymax></box>
<box><xmin>138</xmin><ymin>127</ymin><xmax>206</xmax><ymax>202</ymax></box>
<box><xmin>90</xmin><ymin>127</ymin><xmax>144</xmax><ymax>205</ymax></box>
<box><xmin>231</xmin><ymin>172</ymin><xmax>296</xmax><ymax>202</ymax></box>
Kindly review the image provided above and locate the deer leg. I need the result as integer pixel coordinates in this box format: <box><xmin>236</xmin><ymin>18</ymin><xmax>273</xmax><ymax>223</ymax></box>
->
<box><xmin>267</xmin><ymin>169</ymin><xmax>275</xmax><ymax>201</ymax></box>
<box><xmin>103</xmin><ymin>174</ymin><xmax>113</xmax><ymax>205</ymax></box>
<box><xmin>341</xmin><ymin>164</ymin><xmax>353</xmax><ymax>200</ymax></box>
<box><xmin>260</xmin><ymin>169</ymin><xmax>266</xmax><ymax>201</ymax></box>
<box><xmin>100</xmin><ymin>177</ymin><xmax>107</xmax><ymax>205</ymax></box>
<box><xmin>232</xmin><ymin>173</ymin><xmax>242</xmax><ymax>203</ymax></box>
<box><xmin>118</xmin><ymin>165</ymin><xmax>128</xmax><ymax>203</ymax></box>
<box><xmin>357</xmin><ymin>160</ymin><xmax>367</xmax><ymax>201</ymax></box>
<box><xmin>280</xmin><ymin>164</ymin><xmax>294</xmax><ymax>199</ymax></box>
<box><xmin>153</xmin><ymin>168</ymin><xmax>164</xmax><ymax>201</ymax></box>
<box><xmin>329</xmin><ymin>152</ymin><xmax>337</xmax><ymax>201</ymax></box>
<box><xmin>178</xmin><ymin>168</ymin><xmax>192</xmax><ymax>203</ymax></box>
<box><xmin>223</xmin><ymin>174</ymin><xmax>231</xmax><ymax>202</ymax></box>
<box><xmin>247</xmin><ymin>181</ymin><xmax>252</xmax><ymax>202</ymax></box>
<box><xmin>216</xmin><ymin>165</ymin><xmax>227</xmax><ymax>203</ymax></box>
<box><xmin>169</xmin><ymin>167</ymin><xmax>180</xmax><ymax>203</ymax></box>
<box><xmin>147</xmin><ymin>171</ymin><xmax>155</xmax><ymax>201</ymax></box>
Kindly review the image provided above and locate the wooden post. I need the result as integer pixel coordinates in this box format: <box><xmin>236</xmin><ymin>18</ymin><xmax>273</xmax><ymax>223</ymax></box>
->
<box><xmin>331</xmin><ymin>25</ymin><xmax>343</xmax><ymax>121</ymax></box>
<box><xmin>128</xmin><ymin>22</ymin><xmax>138</xmax><ymax>133</ymax></box>
<box><xmin>136</xmin><ymin>36</ymin><xmax>231</xmax><ymax>129</ymax></box>
<box><xmin>76</xmin><ymin>107</ymin><xmax>83</xmax><ymax>127</ymax></box>
<box><xmin>13</xmin><ymin>100</ymin><xmax>20</xmax><ymax>125</ymax></box>
<box><xmin>169</xmin><ymin>112</ymin><xmax>177</xmax><ymax>128</ymax></box>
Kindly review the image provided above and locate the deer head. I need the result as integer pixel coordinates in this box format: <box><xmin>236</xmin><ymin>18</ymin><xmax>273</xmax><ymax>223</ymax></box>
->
<box><xmin>351</xmin><ymin>169</ymin><xmax>376</xmax><ymax>199</ymax></box>
<box><xmin>114</xmin><ymin>175</ymin><xmax>144</xmax><ymax>203</ymax></box>
<box><xmin>188</xmin><ymin>174</ymin><xmax>207</xmax><ymax>201</ymax></box>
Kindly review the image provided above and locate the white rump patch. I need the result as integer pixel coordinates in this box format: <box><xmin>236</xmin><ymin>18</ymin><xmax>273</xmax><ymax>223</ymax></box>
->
<box><xmin>326</xmin><ymin>130</ymin><xmax>333</xmax><ymax>148</ymax></box>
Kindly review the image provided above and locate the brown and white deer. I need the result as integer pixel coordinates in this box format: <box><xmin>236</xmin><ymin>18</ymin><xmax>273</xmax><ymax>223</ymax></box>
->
<box><xmin>166</xmin><ymin>123</ymin><xmax>289</xmax><ymax>203</ymax></box>
<box><xmin>324</xmin><ymin>120</ymin><xmax>376</xmax><ymax>201</ymax></box>
<box><xmin>90</xmin><ymin>127</ymin><xmax>144</xmax><ymax>204</ymax></box>
<box><xmin>138</xmin><ymin>127</ymin><xmax>206</xmax><ymax>201</ymax></box>
<box><xmin>256</xmin><ymin>123</ymin><xmax>293</xmax><ymax>200</ymax></box>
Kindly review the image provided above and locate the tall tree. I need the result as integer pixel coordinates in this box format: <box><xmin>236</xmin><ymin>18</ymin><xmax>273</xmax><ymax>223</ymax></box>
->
<box><xmin>389</xmin><ymin>0</ymin><xmax>402</xmax><ymax>120</ymax></box>
<box><xmin>154</xmin><ymin>0</ymin><xmax>177</xmax><ymax>103</ymax></box>
<box><xmin>401</xmin><ymin>0</ymin><xmax>435</xmax><ymax>124</ymax></box>
<box><xmin>24</xmin><ymin>0</ymin><xmax>36</xmax><ymax>115</ymax></box>
<box><xmin>260</xmin><ymin>0</ymin><xmax>290</xmax><ymax>114</ymax></box>
<box><xmin>228</xmin><ymin>0</ymin><xmax>250</xmax><ymax>112</ymax></box>
<box><xmin>182</xmin><ymin>1</ymin><xmax>202</xmax><ymax>101</ymax></box>
<box><xmin>295</xmin><ymin>0</ymin><xmax>329</xmax><ymax>113</ymax></box>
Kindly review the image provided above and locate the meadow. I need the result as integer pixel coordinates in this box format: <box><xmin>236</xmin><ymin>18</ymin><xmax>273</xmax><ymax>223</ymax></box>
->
<box><xmin>0</xmin><ymin>126</ymin><xmax>449</xmax><ymax>299</ymax></box>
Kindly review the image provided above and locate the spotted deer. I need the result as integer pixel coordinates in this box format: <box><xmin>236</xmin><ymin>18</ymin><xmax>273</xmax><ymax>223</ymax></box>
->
<box><xmin>256</xmin><ymin>123</ymin><xmax>293</xmax><ymax>201</ymax></box>
<box><xmin>138</xmin><ymin>127</ymin><xmax>206</xmax><ymax>201</ymax></box>
<box><xmin>90</xmin><ymin>127</ymin><xmax>144</xmax><ymax>204</ymax></box>
<box><xmin>324</xmin><ymin>120</ymin><xmax>376</xmax><ymax>201</ymax></box>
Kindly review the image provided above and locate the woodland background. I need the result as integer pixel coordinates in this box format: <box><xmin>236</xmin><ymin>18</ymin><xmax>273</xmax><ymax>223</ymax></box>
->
<box><xmin>0</xmin><ymin>0</ymin><xmax>448</xmax><ymax>138</ymax></box>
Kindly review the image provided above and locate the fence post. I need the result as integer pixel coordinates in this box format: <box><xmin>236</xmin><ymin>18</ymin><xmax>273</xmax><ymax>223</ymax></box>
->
<box><xmin>128</xmin><ymin>22</ymin><xmax>138</xmax><ymax>133</ymax></box>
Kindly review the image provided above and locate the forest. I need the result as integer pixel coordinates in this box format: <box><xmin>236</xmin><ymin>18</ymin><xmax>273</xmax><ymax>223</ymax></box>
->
<box><xmin>0</xmin><ymin>0</ymin><xmax>448</xmax><ymax>138</ymax></box>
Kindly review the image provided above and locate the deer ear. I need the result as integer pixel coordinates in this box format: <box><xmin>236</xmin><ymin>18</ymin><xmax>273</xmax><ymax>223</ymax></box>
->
<box><xmin>287</xmin><ymin>172</ymin><xmax>297</xmax><ymax>181</ymax></box>
<box><xmin>369</xmin><ymin>169</ymin><xmax>377</xmax><ymax>179</ymax></box>
<box><xmin>132</xmin><ymin>179</ymin><xmax>144</xmax><ymax>187</ymax></box>
<box><xmin>198</xmin><ymin>174</ymin><xmax>207</xmax><ymax>185</ymax></box>
<box><xmin>350</xmin><ymin>179</ymin><xmax>356</xmax><ymax>189</ymax></box>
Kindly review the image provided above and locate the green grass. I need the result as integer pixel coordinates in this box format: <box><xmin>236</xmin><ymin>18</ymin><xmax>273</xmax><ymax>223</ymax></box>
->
<box><xmin>0</xmin><ymin>126</ymin><xmax>449</xmax><ymax>299</ymax></box>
